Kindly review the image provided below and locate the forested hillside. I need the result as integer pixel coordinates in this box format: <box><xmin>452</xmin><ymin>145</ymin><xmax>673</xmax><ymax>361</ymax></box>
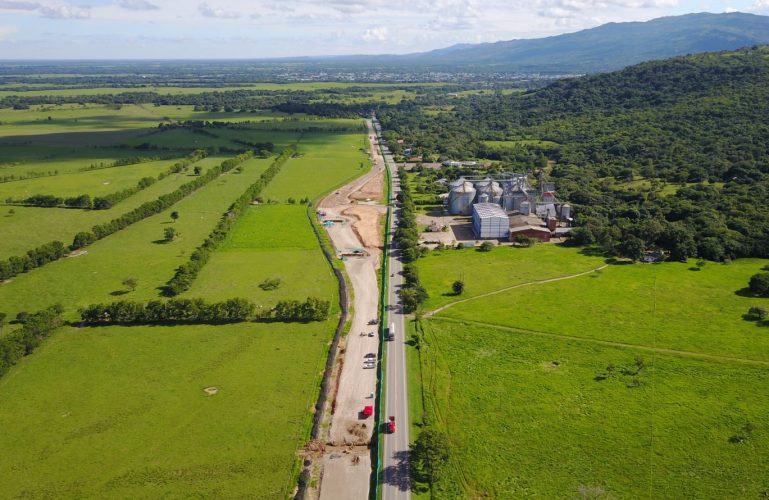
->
<box><xmin>378</xmin><ymin>46</ymin><xmax>769</xmax><ymax>260</ymax></box>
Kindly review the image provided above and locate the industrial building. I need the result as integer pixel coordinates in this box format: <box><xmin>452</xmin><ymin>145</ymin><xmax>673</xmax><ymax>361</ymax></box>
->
<box><xmin>472</xmin><ymin>203</ymin><xmax>510</xmax><ymax>239</ymax></box>
<box><xmin>448</xmin><ymin>175</ymin><xmax>536</xmax><ymax>216</ymax></box>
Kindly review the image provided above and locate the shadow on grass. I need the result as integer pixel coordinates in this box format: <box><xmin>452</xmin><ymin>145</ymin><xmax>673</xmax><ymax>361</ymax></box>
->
<box><xmin>734</xmin><ymin>287</ymin><xmax>763</xmax><ymax>298</ymax></box>
<box><xmin>109</xmin><ymin>290</ymin><xmax>129</xmax><ymax>296</ymax></box>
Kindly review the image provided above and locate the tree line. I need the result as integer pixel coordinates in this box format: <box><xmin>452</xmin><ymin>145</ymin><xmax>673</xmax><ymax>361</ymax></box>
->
<box><xmin>0</xmin><ymin>151</ymin><xmax>246</xmax><ymax>282</ymax></box>
<box><xmin>163</xmin><ymin>146</ymin><xmax>295</xmax><ymax>296</ymax></box>
<box><xmin>6</xmin><ymin>150</ymin><xmax>207</xmax><ymax>210</ymax></box>
<box><xmin>79</xmin><ymin>296</ymin><xmax>329</xmax><ymax>325</ymax></box>
<box><xmin>0</xmin><ymin>306</ymin><xmax>64</xmax><ymax>378</ymax></box>
<box><xmin>393</xmin><ymin>167</ymin><xmax>430</xmax><ymax>313</ymax></box>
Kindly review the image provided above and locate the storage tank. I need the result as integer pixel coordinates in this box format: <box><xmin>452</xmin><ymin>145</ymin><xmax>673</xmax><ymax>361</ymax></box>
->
<box><xmin>474</xmin><ymin>178</ymin><xmax>503</xmax><ymax>205</ymax></box>
<box><xmin>560</xmin><ymin>203</ymin><xmax>572</xmax><ymax>220</ymax></box>
<box><xmin>448</xmin><ymin>178</ymin><xmax>476</xmax><ymax>215</ymax></box>
<box><xmin>520</xmin><ymin>200</ymin><xmax>530</xmax><ymax>216</ymax></box>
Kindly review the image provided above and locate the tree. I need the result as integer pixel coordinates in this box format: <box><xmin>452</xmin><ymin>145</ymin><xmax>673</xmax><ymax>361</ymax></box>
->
<box><xmin>747</xmin><ymin>306</ymin><xmax>767</xmax><ymax>321</ymax></box>
<box><xmin>193</xmin><ymin>166</ymin><xmax>202</xmax><ymax>175</ymax></box>
<box><xmin>164</xmin><ymin>227</ymin><xmax>177</xmax><ymax>242</ymax></box>
<box><xmin>411</xmin><ymin>428</ymin><xmax>450</xmax><ymax>487</ymax></box>
<box><xmin>170</xmin><ymin>211</ymin><xmax>179</xmax><ymax>223</ymax></box>
<box><xmin>122</xmin><ymin>277</ymin><xmax>138</xmax><ymax>292</ymax></box>
<box><xmin>748</xmin><ymin>272</ymin><xmax>769</xmax><ymax>297</ymax></box>
<box><xmin>619</xmin><ymin>235</ymin><xmax>645</xmax><ymax>262</ymax></box>
<box><xmin>514</xmin><ymin>235</ymin><xmax>534</xmax><ymax>247</ymax></box>
<box><xmin>452</xmin><ymin>280</ymin><xmax>465</xmax><ymax>295</ymax></box>
<box><xmin>0</xmin><ymin>312</ymin><xmax>6</xmax><ymax>331</ymax></box>
<box><xmin>479</xmin><ymin>241</ymin><xmax>494</xmax><ymax>252</ymax></box>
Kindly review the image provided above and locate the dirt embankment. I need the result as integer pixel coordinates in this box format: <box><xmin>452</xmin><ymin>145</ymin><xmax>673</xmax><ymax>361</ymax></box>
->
<box><xmin>342</xmin><ymin>205</ymin><xmax>382</xmax><ymax>249</ymax></box>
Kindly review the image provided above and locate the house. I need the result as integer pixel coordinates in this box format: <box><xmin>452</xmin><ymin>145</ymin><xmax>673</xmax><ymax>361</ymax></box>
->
<box><xmin>509</xmin><ymin>225</ymin><xmax>551</xmax><ymax>242</ymax></box>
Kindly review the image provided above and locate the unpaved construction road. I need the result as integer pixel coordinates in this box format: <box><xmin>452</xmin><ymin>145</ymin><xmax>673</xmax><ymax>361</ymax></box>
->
<box><xmin>317</xmin><ymin>120</ymin><xmax>386</xmax><ymax>500</ymax></box>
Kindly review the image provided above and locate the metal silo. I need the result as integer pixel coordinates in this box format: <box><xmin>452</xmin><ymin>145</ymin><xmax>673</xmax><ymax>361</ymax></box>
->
<box><xmin>520</xmin><ymin>200</ymin><xmax>530</xmax><ymax>216</ymax></box>
<box><xmin>448</xmin><ymin>178</ymin><xmax>476</xmax><ymax>215</ymax></box>
<box><xmin>560</xmin><ymin>203</ymin><xmax>572</xmax><ymax>220</ymax></box>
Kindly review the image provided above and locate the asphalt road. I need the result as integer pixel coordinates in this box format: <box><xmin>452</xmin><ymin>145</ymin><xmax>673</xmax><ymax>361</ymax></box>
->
<box><xmin>379</xmin><ymin>135</ymin><xmax>412</xmax><ymax>500</ymax></box>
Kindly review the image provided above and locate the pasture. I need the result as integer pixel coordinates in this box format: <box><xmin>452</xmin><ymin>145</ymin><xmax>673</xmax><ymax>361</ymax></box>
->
<box><xmin>416</xmin><ymin>318</ymin><xmax>769</xmax><ymax>498</ymax></box>
<box><xmin>0</xmin><ymin>157</ymin><xmax>272</xmax><ymax>319</ymax></box>
<box><xmin>0</xmin><ymin>320</ymin><xmax>333</xmax><ymax>499</ymax></box>
<box><xmin>187</xmin><ymin>204</ymin><xmax>337</xmax><ymax>307</ymax></box>
<box><xmin>0</xmin><ymin>157</ymin><xmax>224</xmax><ymax>259</ymax></box>
<box><xmin>411</xmin><ymin>245</ymin><xmax>769</xmax><ymax>498</ymax></box>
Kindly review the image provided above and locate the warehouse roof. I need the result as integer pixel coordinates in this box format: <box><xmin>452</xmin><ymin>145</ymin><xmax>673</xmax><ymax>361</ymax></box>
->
<box><xmin>509</xmin><ymin>225</ymin><xmax>551</xmax><ymax>234</ymax></box>
<box><xmin>472</xmin><ymin>203</ymin><xmax>507</xmax><ymax>219</ymax></box>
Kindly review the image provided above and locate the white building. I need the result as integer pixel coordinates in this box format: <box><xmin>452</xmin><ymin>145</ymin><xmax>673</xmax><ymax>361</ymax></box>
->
<box><xmin>472</xmin><ymin>203</ymin><xmax>510</xmax><ymax>239</ymax></box>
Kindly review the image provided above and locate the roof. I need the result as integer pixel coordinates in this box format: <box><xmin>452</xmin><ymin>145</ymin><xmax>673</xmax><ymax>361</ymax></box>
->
<box><xmin>472</xmin><ymin>203</ymin><xmax>508</xmax><ymax>219</ymax></box>
<box><xmin>509</xmin><ymin>225</ymin><xmax>551</xmax><ymax>234</ymax></box>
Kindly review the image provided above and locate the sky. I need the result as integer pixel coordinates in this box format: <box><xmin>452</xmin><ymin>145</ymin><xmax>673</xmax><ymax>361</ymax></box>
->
<box><xmin>0</xmin><ymin>0</ymin><xmax>767</xmax><ymax>59</ymax></box>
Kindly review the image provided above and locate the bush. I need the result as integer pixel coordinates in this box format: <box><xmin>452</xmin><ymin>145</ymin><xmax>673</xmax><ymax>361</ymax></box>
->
<box><xmin>748</xmin><ymin>272</ymin><xmax>769</xmax><ymax>297</ymax></box>
<box><xmin>479</xmin><ymin>241</ymin><xmax>494</xmax><ymax>252</ymax></box>
<box><xmin>747</xmin><ymin>306</ymin><xmax>768</xmax><ymax>321</ymax></box>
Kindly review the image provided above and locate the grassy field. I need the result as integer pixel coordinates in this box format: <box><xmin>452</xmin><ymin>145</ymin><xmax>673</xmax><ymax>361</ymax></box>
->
<box><xmin>0</xmin><ymin>320</ymin><xmax>333</xmax><ymax>498</ymax></box>
<box><xmin>439</xmin><ymin>257</ymin><xmax>769</xmax><ymax>362</ymax></box>
<box><xmin>262</xmin><ymin>130</ymin><xmax>370</xmax><ymax>201</ymax></box>
<box><xmin>410</xmin><ymin>245</ymin><xmax>769</xmax><ymax>498</ymax></box>
<box><xmin>186</xmin><ymin>204</ymin><xmax>337</xmax><ymax>307</ymax></box>
<box><xmin>416</xmin><ymin>245</ymin><xmax>606</xmax><ymax>311</ymax></box>
<box><xmin>0</xmin><ymin>156</ymin><xmax>225</xmax><ymax>259</ymax></box>
<box><xmin>416</xmin><ymin>318</ymin><xmax>769</xmax><ymax>498</ymax></box>
<box><xmin>0</xmin><ymin>157</ymin><xmax>272</xmax><ymax>319</ymax></box>
<box><xmin>0</xmin><ymin>157</ymin><xmax>186</xmax><ymax>200</ymax></box>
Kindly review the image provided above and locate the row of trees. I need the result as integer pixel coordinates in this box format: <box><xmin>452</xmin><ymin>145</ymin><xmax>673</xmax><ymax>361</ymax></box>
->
<box><xmin>8</xmin><ymin>150</ymin><xmax>208</xmax><ymax>210</ymax></box>
<box><xmin>79</xmin><ymin>296</ymin><xmax>330</xmax><ymax>325</ymax></box>
<box><xmin>0</xmin><ymin>151</ymin><xmax>238</xmax><ymax>282</ymax></box>
<box><xmin>164</xmin><ymin>147</ymin><xmax>295</xmax><ymax>296</ymax></box>
<box><xmin>394</xmin><ymin>167</ymin><xmax>429</xmax><ymax>313</ymax></box>
<box><xmin>0</xmin><ymin>306</ymin><xmax>64</xmax><ymax>378</ymax></box>
<box><xmin>80</xmin><ymin>298</ymin><xmax>256</xmax><ymax>324</ymax></box>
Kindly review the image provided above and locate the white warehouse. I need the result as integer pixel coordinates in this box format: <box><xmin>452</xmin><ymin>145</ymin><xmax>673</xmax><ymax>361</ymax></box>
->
<box><xmin>472</xmin><ymin>203</ymin><xmax>509</xmax><ymax>239</ymax></box>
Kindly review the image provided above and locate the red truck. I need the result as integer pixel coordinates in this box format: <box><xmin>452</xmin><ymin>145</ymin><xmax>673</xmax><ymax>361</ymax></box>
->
<box><xmin>362</xmin><ymin>405</ymin><xmax>373</xmax><ymax>418</ymax></box>
<box><xmin>387</xmin><ymin>416</ymin><xmax>396</xmax><ymax>433</ymax></box>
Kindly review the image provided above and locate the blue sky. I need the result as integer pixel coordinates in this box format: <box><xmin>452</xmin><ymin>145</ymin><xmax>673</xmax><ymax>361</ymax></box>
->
<box><xmin>0</xmin><ymin>0</ymin><xmax>766</xmax><ymax>58</ymax></box>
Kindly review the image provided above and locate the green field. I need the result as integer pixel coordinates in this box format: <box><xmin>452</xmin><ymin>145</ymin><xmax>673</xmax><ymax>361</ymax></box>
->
<box><xmin>0</xmin><ymin>157</ymin><xmax>272</xmax><ymax>319</ymax></box>
<box><xmin>412</xmin><ymin>246</ymin><xmax>769</xmax><ymax>498</ymax></box>
<box><xmin>0</xmin><ymin>102</ymin><xmax>369</xmax><ymax>498</ymax></box>
<box><xmin>187</xmin><ymin>204</ymin><xmax>337</xmax><ymax>307</ymax></box>
<box><xmin>0</xmin><ymin>157</ymin><xmax>224</xmax><ymax>259</ymax></box>
<box><xmin>0</xmin><ymin>320</ymin><xmax>332</xmax><ymax>498</ymax></box>
<box><xmin>417</xmin><ymin>318</ymin><xmax>769</xmax><ymax>498</ymax></box>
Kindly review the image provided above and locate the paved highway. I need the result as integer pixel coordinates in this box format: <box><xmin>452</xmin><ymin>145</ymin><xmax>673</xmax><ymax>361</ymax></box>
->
<box><xmin>378</xmin><ymin>125</ymin><xmax>412</xmax><ymax>500</ymax></box>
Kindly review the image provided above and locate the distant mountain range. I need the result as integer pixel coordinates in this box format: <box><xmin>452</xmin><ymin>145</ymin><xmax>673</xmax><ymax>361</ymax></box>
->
<box><xmin>334</xmin><ymin>12</ymin><xmax>769</xmax><ymax>74</ymax></box>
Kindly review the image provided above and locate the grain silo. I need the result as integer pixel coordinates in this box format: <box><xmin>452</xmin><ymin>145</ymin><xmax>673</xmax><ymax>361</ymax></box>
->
<box><xmin>448</xmin><ymin>178</ymin><xmax>476</xmax><ymax>215</ymax></box>
<box><xmin>474</xmin><ymin>178</ymin><xmax>503</xmax><ymax>205</ymax></box>
<box><xmin>520</xmin><ymin>200</ymin><xmax>531</xmax><ymax>215</ymax></box>
<box><xmin>560</xmin><ymin>203</ymin><xmax>572</xmax><ymax>220</ymax></box>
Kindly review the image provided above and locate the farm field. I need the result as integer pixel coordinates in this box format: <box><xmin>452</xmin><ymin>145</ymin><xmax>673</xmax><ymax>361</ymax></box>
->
<box><xmin>187</xmin><ymin>204</ymin><xmax>337</xmax><ymax>307</ymax></box>
<box><xmin>416</xmin><ymin>318</ymin><xmax>769</xmax><ymax>498</ymax></box>
<box><xmin>416</xmin><ymin>245</ymin><xmax>606</xmax><ymax>311</ymax></box>
<box><xmin>0</xmin><ymin>156</ymin><xmax>224</xmax><ymax>259</ymax></box>
<box><xmin>263</xmin><ymin>130</ymin><xmax>369</xmax><ymax>201</ymax></box>
<box><xmin>0</xmin><ymin>157</ymin><xmax>272</xmax><ymax>319</ymax></box>
<box><xmin>411</xmin><ymin>245</ymin><xmax>769</xmax><ymax>497</ymax></box>
<box><xmin>0</xmin><ymin>320</ymin><xmax>333</xmax><ymax>499</ymax></box>
<box><xmin>439</xmin><ymin>257</ymin><xmax>769</xmax><ymax>362</ymax></box>
<box><xmin>0</xmin><ymin>157</ymin><xmax>186</xmax><ymax>200</ymax></box>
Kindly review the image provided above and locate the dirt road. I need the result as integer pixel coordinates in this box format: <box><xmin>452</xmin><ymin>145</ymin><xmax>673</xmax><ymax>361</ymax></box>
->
<box><xmin>317</xmin><ymin>120</ymin><xmax>386</xmax><ymax>500</ymax></box>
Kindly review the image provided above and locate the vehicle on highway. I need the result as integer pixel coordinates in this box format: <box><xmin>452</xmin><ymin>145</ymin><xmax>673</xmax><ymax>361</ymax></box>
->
<box><xmin>386</xmin><ymin>323</ymin><xmax>395</xmax><ymax>341</ymax></box>
<box><xmin>368</xmin><ymin>319</ymin><xmax>377</xmax><ymax>325</ymax></box>
<box><xmin>387</xmin><ymin>416</ymin><xmax>396</xmax><ymax>433</ymax></box>
<box><xmin>363</xmin><ymin>361</ymin><xmax>376</xmax><ymax>369</ymax></box>
<box><xmin>364</xmin><ymin>353</ymin><xmax>376</xmax><ymax>359</ymax></box>
<box><xmin>368</xmin><ymin>331</ymin><xmax>375</xmax><ymax>337</ymax></box>
<box><xmin>362</xmin><ymin>405</ymin><xmax>373</xmax><ymax>418</ymax></box>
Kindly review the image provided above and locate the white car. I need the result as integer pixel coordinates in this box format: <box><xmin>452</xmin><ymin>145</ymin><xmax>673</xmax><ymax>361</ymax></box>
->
<box><xmin>363</xmin><ymin>360</ymin><xmax>376</xmax><ymax>369</ymax></box>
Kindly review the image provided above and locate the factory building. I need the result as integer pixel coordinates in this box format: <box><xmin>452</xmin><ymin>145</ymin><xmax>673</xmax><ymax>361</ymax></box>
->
<box><xmin>472</xmin><ymin>203</ymin><xmax>510</xmax><ymax>239</ymax></box>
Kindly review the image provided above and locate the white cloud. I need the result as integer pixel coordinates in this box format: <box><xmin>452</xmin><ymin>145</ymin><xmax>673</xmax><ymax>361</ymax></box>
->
<box><xmin>747</xmin><ymin>0</ymin><xmax>769</xmax><ymax>12</ymax></box>
<box><xmin>362</xmin><ymin>25</ymin><xmax>388</xmax><ymax>42</ymax></box>
<box><xmin>198</xmin><ymin>2</ymin><xmax>241</xmax><ymax>19</ymax></box>
<box><xmin>118</xmin><ymin>0</ymin><xmax>159</xmax><ymax>11</ymax></box>
<box><xmin>39</xmin><ymin>4</ymin><xmax>90</xmax><ymax>19</ymax></box>
<box><xmin>0</xmin><ymin>25</ymin><xmax>18</xmax><ymax>40</ymax></box>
